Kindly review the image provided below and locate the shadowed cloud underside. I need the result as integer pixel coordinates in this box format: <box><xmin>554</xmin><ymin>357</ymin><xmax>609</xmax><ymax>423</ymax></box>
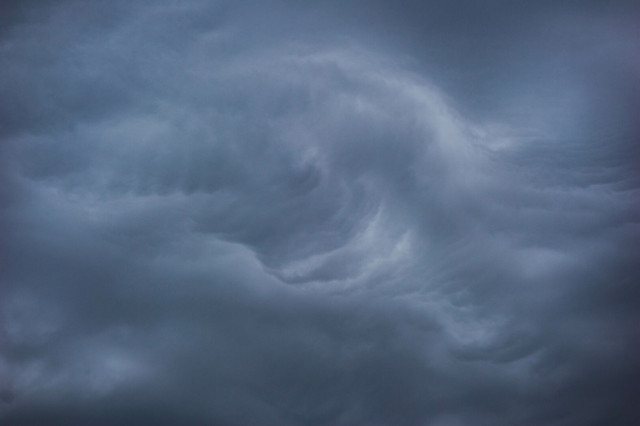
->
<box><xmin>1</xmin><ymin>1</ymin><xmax>639</xmax><ymax>425</ymax></box>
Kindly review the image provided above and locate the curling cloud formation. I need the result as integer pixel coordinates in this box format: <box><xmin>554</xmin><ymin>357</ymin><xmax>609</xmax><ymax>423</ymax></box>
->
<box><xmin>1</xmin><ymin>1</ymin><xmax>639</xmax><ymax>425</ymax></box>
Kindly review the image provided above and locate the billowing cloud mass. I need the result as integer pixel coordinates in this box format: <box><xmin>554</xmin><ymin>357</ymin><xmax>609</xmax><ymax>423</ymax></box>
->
<box><xmin>1</xmin><ymin>1</ymin><xmax>639</xmax><ymax>425</ymax></box>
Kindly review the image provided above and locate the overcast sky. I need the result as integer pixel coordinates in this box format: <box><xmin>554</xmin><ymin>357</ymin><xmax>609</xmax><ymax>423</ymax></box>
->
<box><xmin>1</xmin><ymin>1</ymin><xmax>639</xmax><ymax>425</ymax></box>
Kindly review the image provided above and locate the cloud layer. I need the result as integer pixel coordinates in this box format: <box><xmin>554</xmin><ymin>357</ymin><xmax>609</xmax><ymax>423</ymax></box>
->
<box><xmin>1</xmin><ymin>1</ymin><xmax>639</xmax><ymax>425</ymax></box>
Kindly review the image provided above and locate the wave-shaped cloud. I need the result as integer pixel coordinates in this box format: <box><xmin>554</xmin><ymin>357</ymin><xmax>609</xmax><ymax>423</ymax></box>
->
<box><xmin>1</xmin><ymin>1</ymin><xmax>638</xmax><ymax>425</ymax></box>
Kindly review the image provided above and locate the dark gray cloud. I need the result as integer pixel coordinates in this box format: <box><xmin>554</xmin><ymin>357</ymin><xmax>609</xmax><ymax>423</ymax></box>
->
<box><xmin>1</xmin><ymin>1</ymin><xmax>639</xmax><ymax>425</ymax></box>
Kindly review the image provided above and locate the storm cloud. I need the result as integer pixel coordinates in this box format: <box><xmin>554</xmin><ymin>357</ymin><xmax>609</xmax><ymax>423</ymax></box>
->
<box><xmin>1</xmin><ymin>1</ymin><xmax>639</xmax><ymax>425</ymax></box>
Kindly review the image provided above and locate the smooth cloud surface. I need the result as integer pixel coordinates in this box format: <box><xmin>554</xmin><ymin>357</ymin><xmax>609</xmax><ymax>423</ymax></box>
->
<box><xmin>1</xmin><ymin>1</ymin><xmax>639</xmax><ymax>425</ymax></box>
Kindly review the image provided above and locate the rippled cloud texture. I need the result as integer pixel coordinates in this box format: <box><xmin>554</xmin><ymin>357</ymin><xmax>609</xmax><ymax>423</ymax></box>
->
<box><xmin>1</xmin><ymin>1</ymin><xmax>639</xmax><ymax>425</ymax></box>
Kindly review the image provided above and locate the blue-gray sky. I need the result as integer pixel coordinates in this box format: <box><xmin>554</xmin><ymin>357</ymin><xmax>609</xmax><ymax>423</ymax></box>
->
<box><xmin>1</xmin><ymin>1</ymin><xmax>639</xmax><ymax>425</ymax></box>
